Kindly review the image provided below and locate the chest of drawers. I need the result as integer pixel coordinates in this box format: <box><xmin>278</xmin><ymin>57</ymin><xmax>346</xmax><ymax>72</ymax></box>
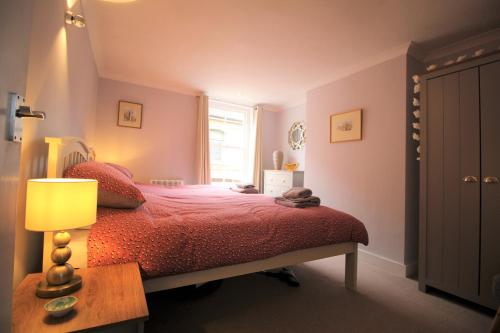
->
<box><xmin>263</xmin><ymin>170</ymin><xmax>304</xmax><ymax>196</ymax></box>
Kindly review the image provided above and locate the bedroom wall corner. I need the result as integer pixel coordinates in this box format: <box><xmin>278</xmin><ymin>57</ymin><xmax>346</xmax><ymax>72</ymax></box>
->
<box><xmin>261</xmin><ymin>109</ymin><xmax>282</xmax><ymax>171</ymax></box>
<box><xmin>13</xmin><ymin>0</ymin><xmax>99</xmax><ymax>287</ymax></box>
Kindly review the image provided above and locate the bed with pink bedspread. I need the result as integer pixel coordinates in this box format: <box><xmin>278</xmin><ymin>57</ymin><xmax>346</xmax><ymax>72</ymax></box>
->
<box><xmin>88</xmin><ymin>184</ymin><xmax>368</xmax><ymax>279</ymax></box>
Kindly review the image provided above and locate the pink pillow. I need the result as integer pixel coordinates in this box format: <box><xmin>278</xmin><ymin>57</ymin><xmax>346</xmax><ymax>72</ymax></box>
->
<box><xmin>64</xmin><ymin>161</ymin><xmax>145</xmax><ymax>209</ymax></box>
<box><xmin>105</xmin><ymin>163</ymin><xmax>133</xmax><ymax>179</ymax></box>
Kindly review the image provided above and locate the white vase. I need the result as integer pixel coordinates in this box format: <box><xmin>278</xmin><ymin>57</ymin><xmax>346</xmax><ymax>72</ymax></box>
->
<box><xmin>273</xmin><ymin>151</ymin><xmax>283</xmax><ymax>170</ymax></box>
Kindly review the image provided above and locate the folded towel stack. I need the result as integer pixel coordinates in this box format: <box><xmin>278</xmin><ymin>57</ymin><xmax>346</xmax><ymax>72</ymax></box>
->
<box><xmin>274</xmin><ymin>187</ymin><xmax>320</xmax><ymax>208</ymax></box>
<box><xmin>282</xmin><ymin>187</ymin><xmax>312</xmax><ymax>199</ymax></box>
<box><xmin>230</xmin><ymin>183</ymin><xmax>258</xmax><ymax>194</ymax></box>
<box><xmin>236</xmin><ymin>183</ymin><xmax>256</xmax><ymax>189</ymax></box>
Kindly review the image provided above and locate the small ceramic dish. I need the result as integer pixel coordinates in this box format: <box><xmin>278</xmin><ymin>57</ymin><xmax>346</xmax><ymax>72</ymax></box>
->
<box><xmin>44</xmin><ymin>295</ymin><xmax>78</xmax><ymax>317</ymax></box>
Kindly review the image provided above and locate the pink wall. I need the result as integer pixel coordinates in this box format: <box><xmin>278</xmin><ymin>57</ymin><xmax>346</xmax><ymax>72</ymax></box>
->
<box><xmin>94</xmin><ymin>79</ymin><xmax>198</xmax><ymax>184</ymax></box>
<box><xmin>15</xmin><ymin>0</ymin><xmax>99</xmax><ymax>285</ymax></box>
<box><xmin>306</xmin><ymin>55</ymin><xmax>410</xmax><ymax>265</ymax></box>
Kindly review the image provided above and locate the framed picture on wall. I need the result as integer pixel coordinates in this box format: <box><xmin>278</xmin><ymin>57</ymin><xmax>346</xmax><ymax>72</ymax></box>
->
<box><xmin>330</xmin><ymin>109</ymin><xmax>362</xmax><ymax>143</ymax></box>
<box><xmin>117</xmin><ymin>100</ymin><xmax>143</xmax><ymax>129</ymax></box>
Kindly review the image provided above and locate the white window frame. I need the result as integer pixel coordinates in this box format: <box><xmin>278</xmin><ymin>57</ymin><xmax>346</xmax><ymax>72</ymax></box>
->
<box><xmin>208</xmin><ymin>100</ymin><xmax>254</xmax><ymax>185</ymax></box>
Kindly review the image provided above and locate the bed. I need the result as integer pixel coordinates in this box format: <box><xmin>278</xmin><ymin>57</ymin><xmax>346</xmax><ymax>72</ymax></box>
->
<box><xmin>42</xmin><ymin>137</ymin><xmax>368</xmax><ymax>293</ymax></box>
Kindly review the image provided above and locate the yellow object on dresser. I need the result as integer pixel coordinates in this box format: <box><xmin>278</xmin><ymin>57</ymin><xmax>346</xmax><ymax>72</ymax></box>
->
<box><xmin>283</xmin><ymin>163</ymin><xmax>299</xmax><ymax>171</ymax></box>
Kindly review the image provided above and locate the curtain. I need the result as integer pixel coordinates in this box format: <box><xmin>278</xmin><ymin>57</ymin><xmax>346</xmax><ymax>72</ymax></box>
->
<box><xmin>196</xmin><ymin>94</ymin><xmax>211</xmax><ymax>184</ymax></box>
<box><xmin>251</xmin><ymin>105</ymin><xmax>263</xmax><ymax>191</ymax></box>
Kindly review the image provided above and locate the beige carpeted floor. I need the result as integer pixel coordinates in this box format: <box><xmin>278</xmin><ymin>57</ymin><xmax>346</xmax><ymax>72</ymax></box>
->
<box><xmin>144</xmin><ymin>256</ymin><xmax>494</xmax><ymax>333</ymax></box>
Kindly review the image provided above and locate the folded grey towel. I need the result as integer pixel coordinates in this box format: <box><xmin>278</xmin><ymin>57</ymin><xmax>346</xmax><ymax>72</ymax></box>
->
<box><xmin>231</xmin><ymin>187</ymin><xmax>259</xmax><ymax>194</ymax></box>
<box><xmin>282</xmin><ymin>187</ymin><xmax>313</xmax><ymax>199</ymax></box>
<box><xmin>274</xmin><ymin>196</ymin><xmax>320</xmax><ymax>208</ymax></box>
<box><xmin>285</xmin><ymin>196</ymin><xmax>321</xmax><ymax>203</ymax></box>
<box><xmin>236</xmin><ymin>183</ymin><xmax>255</xmax><ymax>189</ymax></box>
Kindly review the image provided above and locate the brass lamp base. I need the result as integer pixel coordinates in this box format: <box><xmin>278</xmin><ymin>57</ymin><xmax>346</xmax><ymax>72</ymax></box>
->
<box><xmin>36</xmin><ymin>274</ymin><xmax>82</xmax><ymax>298</ymax></box>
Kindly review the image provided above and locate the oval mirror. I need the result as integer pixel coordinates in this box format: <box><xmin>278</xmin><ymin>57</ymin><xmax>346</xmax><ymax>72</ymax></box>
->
<box><xmin>288</xmin><ymin>121</ymin><xmax>306</xmax><ymax>150</ymax></box>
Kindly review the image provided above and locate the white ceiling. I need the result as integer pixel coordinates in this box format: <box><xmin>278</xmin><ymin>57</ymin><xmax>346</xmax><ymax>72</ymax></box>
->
<box><xmin>82</xmin><ymin>0</ymin><xmax>500</xmax><ymax>108</ymax></box>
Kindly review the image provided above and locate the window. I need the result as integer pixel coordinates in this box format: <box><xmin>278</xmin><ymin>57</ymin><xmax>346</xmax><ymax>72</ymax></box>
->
<box><xmin>209</xmin><ymin>129</ymin><xmax>224</xmax><ymax>161</ymax></box>
<box><xmin>209</xmin><ymin>100</ymin><xmax>253</xmax><ymax>185</ymax></box>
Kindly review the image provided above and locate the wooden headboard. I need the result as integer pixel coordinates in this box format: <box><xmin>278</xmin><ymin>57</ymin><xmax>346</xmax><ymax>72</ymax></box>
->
<box><xmin>45</xmin><ymin>137</ymin><xmax>95</xmax><ymax>178</ymax></box>
<box><xmin>43</xmin><ymin>137</ymin><xmax>95</xmax><ymax>271</ymax></box>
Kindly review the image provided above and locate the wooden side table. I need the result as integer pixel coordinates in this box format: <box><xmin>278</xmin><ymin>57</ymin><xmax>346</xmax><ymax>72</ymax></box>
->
<box><xmin>13</xmin><ymin>262</ymin><xmax>149</xmax><ymax>333</ymax></box>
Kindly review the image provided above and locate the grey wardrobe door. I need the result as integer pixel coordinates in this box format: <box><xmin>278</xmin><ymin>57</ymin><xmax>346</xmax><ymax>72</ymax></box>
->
<box><xmin>425</xmin><ymin>68</ymin><xmax>480</xmax><ymax>298</ymax></box>
<box><xmin>479</xmin><ymin>60</ymin><xmax>500</xmax><ymax>309</ymax></box>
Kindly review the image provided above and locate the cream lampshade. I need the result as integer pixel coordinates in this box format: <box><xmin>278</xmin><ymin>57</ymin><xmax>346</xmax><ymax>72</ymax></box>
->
<box><xmin>25</xmin><ymin>178</ymin><xmax>98</xmax><ymax>298</ymax></box>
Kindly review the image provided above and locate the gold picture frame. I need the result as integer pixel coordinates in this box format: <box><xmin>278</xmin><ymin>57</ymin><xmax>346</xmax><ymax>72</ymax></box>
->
<box><xmin>330</xmin><ymin>109</ymin><xmax>362</xmax><ymax>143</ymax></box>
<box><xmin>117</xmin><ymin>101</ymin><xmax>143</xmax><ymax>129</ymax></box>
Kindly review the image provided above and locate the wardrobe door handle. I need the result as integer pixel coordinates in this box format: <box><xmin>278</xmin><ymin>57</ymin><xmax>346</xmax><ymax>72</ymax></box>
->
<box><xmin>483</xmin><ymin>176</ymin><xmax>499</xmax><ymax>184</ymax></box>
<box><xmin>462</xmin><ymin>176</ymin><xmax>479</xmax><ymax>183</ymax></box>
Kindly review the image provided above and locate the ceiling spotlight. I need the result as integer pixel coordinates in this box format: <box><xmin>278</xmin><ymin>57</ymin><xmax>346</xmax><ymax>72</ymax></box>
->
<box><xmin>65</xmin><ymin>11</ymin><xmax>86</xmax><ymax>28</ymax></box>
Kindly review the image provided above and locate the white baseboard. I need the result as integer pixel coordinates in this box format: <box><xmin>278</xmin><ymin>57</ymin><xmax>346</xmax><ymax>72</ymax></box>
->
<box><xmin>358</xmin><ymin>249</ymin><xmax>417</xmax><ymax>278</ymax></box>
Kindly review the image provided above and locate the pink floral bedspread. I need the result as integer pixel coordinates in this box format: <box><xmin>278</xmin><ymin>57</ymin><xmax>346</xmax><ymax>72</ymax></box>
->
<box><xmin>88</xmin><ymin>185</ymin><xmax>368</xmax><ymax>278</ymax></box>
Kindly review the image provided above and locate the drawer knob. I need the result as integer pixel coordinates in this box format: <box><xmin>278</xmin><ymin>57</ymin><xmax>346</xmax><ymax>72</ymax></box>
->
<box><xmin>483</xmin><ymin>176</ymin><xmax>499</xmax><ymax>184</ymax></box>
<box><xmin>462</xmin><ymin>176</ymin><xmax>478</xmax><ymax>183</ymax></box>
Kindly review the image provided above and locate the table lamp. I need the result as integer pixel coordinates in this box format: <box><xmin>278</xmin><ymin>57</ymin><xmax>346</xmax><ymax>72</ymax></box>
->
<box><xmin>25</xmin><ymin>178</ymin><xmax>98</xmax><ymax>298</ymax></box>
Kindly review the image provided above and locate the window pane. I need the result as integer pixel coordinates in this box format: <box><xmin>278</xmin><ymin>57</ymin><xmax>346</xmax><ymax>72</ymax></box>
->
<box><xmin>208</xmin><ymin>103</ymin><xmax>251</xmax><ymax>185</ymax></box>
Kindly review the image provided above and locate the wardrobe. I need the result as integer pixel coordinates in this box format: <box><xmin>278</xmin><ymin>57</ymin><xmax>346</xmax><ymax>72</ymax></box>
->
<box><xmin>419</xmin><ymin>52</ymin><xmax>500</xmax><ymax>310</ymax></box>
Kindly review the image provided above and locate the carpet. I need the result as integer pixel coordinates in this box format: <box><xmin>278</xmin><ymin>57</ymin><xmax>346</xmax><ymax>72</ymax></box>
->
<box><xmin>144</xmin><ymin>256</ymin><xmax>493</xmax><ymax>332</ymax></box>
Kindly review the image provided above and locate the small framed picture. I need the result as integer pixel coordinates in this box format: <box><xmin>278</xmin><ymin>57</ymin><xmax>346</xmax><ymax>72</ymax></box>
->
<box><xmin>117</xmin><ymin>101</ymin><xmax>143</xmax><ymax>129</ymax></box>
<box><xmin>330</xmin><ymin>109</ymin><xmax>362</xmax><ymax>143</ymax></box>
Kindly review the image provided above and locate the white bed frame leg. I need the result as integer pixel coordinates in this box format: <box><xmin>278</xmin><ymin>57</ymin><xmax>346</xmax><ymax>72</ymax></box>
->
<box><xmin>345</xmin><ymin>245</ymin><xmax>358</xmax><ymax>291</ymax></box>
